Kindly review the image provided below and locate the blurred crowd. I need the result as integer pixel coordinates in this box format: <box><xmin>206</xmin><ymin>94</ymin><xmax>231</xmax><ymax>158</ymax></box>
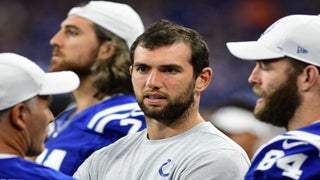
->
<box><xmin>0</xmin><ymin>0</ymin><xmax>319</xmax><ymax>112</ymax></box>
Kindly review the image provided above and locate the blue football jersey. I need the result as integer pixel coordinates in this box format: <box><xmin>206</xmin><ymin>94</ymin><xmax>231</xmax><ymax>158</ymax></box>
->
<box><xmin>245</xmin><ymin>121</ymin><xmax>320</xmax><ymax>179</ymax></box>
<box><xmin>36</xmin><ymin>94</ymin><xmax>146</xmax><ymax>175</ymax></box>
<box><xmin>0</xmin><ymin>157</ymin><xmax>75</xmax><ymax>179</ymax></box>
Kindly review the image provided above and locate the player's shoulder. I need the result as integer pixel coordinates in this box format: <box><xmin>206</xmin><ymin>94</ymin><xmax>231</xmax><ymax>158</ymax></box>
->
<box><xmin>258</xmin><ymin>122</ymin><xmax>320</xmax><ymax>148</ymax></box>
<box><xmin>264</xmin><ymin>124</ymin><xmax>320</xmax><ymax>150</ymax></box>
<box><xmin>84</xmin><ymin>95</ymin><xmax>145</xmax><ymax>134</ymax></box>
<box><xmin>0</xmin><ymin>157</ymin><xmax>75</xmax><ymax>179</ymax></box>
<box><xmin>90</xmin><ymin>130</ymin><xmax>145</xmax><ymax>157</ymax></box>
<box><xmin>253</xmin><ymin>128</ymin><xmax>320</xmax><ymax>159</ymax></box>
<box><xmin>247</xmin><ymin>125</ymin><xmax>320</xmax><ymax>179</ymax></box>
<box><xmin>33</xmin><ymin>166</ymin><xmax>76</xmax><ymax>180</ymax></box>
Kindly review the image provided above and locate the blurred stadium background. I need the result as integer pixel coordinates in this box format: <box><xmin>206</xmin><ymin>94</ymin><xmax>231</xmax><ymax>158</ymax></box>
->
<box><xmin>0</xmin><ymin>0</ymin><xmax>318</xmax><ymax>115</ymax></box>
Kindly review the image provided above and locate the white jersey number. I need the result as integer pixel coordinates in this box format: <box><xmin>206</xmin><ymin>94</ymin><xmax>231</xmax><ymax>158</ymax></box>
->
<box><xmin>36</xmin><ymin>149</ymin><xmax>66</xmax><ymax>171</ymax></box>
<box><xmin>37</xmin><ymin>118</ymin><xmax>142</xmax><ymax>170</ymax></box>
<box><xmin>256</xmin><ymin>150</ymin><xmax>307</xmax><ymax>179</ymax></box>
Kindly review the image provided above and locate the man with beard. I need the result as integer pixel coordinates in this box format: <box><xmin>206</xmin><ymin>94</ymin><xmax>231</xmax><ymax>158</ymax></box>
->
<box><xmin>74</xmin><ymin>19</ymin><xmax>250</xmax><ymax>180</ymax></box>
<box><xmin>227</xmin><ymin>14</ymin><xmax>320</xmax><ymax>179</ymax></box>
<box><xmin>35</xmin><ymin>1</ymin><xmax>146</xmax><ymax>176</ymax></box>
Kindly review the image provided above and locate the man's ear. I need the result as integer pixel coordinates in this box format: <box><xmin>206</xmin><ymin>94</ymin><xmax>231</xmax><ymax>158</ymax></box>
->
<box><xmin>10</xmin><ymin>103</ymin><xmax>28</xmax><ymax>130</ymax></box>
<box><xmin>195</xmin><ymin>67</ymin><xmax>213</xmax><ymax>92</ymax></box>
<box><xmin>300</xmin><ymin>65</ymin><xmax>319</xmax><ymax>91</ymax></box>
<box><xmin>97</xmin><ymin>42</ymin><xmax>116</xmax><ymax>61</ymax></box>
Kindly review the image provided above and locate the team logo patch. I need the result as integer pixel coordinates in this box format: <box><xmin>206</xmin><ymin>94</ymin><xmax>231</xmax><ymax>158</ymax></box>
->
<box><xmin>159</xmin><ymin>159</ymin><xmax>174</xmax><ymax>177</ymax></box>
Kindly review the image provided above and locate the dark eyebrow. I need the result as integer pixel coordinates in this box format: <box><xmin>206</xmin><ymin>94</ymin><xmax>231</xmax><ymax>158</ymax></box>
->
<box><xmin>132</xmin><ymin>62</ymin><xmax>148</xmax><ymax>67</ymax></box>
<box><xmin>133</xmin><ymin>62</ymin><xmax>183</xmax><ymax>70</ymax></box>
<box><xmin>64</xmin><ymin>24</ymin><xmax>81</xmax><ymax>31</ymax></box>
<box><xmin>160</xmin><ymin>64</ymin><xmax>183</xmax><ymax>71</ymax></box>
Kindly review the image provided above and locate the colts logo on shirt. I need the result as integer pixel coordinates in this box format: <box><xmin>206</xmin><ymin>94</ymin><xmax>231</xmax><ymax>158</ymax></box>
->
<box><xmin>159</xmin><ymin>159</ymin><xmax>174</xmax><ymax>177</ymax></box>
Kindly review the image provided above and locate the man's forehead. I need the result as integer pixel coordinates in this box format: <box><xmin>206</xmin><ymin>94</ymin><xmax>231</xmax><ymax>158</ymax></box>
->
<box><xmin>62</xmin><ymin>15</ymin><xmax>93</xmax><ymax>28</ymax></box>
<box><xmin>133</xmin><ymin>44</ymin><xmax>191</xmax><ymax>63</ymax></box>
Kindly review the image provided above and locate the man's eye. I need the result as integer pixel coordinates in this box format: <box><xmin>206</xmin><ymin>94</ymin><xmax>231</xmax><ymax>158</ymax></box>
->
<box><xmin>66</xmin><ymin>29</ymin><xmax>79</xmax><ymax>36</ymax></box>
<box><xmin>136</xmin><ymin>66</ymin><xmax>148</xmax><ymax>73</ymax></box>
<box><xmin>258</xmin><ymin>62</ymin><xmax>270</xmax><ymax>71</ymax></box>
<box><xmin>167</xmin><ymin>68</ymin><xmax>177</xmax><ymax>73</ymax></box>
<box><xmin>260</xmin><ymin>64</ymin><xmax>270</xmax><ymax>70</ymax></box>
<box><xmin>162</xmin><ymin>67</ymin><xmax>178</xmax><ymax>74</ymax></box>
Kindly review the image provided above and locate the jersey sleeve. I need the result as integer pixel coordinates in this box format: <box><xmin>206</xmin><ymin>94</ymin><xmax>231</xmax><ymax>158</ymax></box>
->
<box><xmin>87</xmin><ymin>103</ymin><xmax>146</xmax><ymax>138</ymax></box>
<box><xmin>37</xmin><ymin>101</ymin><xmax>146</xmax><ymax>176</ymax></box>
<box><xmin>245</xmin><ymin>132</ymin><xmax>320</xmax><ymax>179</ymax></box>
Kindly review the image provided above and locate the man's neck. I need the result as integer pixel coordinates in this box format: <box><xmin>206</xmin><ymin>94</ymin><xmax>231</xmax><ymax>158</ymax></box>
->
<box><xmin>146</xmin><ymin>112</ymin><xmax>205</xmax><ymax>140</ymax></box>
<box><xmin>72</xmin><ymin>75</ymin><xmax>102</xmax><ymax>116</ymax></box>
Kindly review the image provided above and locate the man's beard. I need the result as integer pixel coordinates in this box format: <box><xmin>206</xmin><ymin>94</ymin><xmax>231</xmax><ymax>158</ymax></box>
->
<box><xmin>253</xmin><ymin>73</ymin><xmax>301</xmax><ymax>129</ymax></box>
<box><xmin>49</xmin><ymin>48</ymin><xmax>96</xmax><ymax>75</ymax></box>
<box><xmin>137</xmin><ymin>81</ymin><xmax>195</xmax><ymax>125</ymax></box>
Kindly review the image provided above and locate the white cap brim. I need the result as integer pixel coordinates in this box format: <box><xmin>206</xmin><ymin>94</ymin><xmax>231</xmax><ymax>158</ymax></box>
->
<box><xmin>226</xmin><ymin>41</ymin><xmax>285</xmax><ymax>60</ymax></box>
<box><xmin>39</xmin><ymin>71</ymin><xmax>80</xmax><ymax>95</ymax></box>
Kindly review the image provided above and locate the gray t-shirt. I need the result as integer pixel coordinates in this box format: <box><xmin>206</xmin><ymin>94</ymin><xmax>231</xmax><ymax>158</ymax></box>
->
<box><xmin>74</xmin><ymin>122</ymin><xmax>250</xmax><ymax>180</ymax></box>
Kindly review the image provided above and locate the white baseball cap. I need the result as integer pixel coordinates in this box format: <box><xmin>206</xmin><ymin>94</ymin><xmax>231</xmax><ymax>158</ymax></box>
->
<box><xmin>226</xmin><ymin>14</ymin><xmax>320</xmax><ymax>66</ymax></box>
<box><xmin>0</xmin><ymin>53</ymin><xmax>80</xmax><ymax>110</ymax></box>
<box><xmin>68</xmin><ymin>1</ymin><xmax>144</xmax><ymax>48</ymax></box>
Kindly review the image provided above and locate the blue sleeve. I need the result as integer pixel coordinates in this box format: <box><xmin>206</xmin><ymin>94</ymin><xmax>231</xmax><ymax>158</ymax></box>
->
<box><xmin>88</xmin><ymin>105</ymin><xmax>146</xmax><ymax>141</ymax></box>
<box><xmin>245</xmin><ymin>136</ymin><xmax>320</xmax><ymax>179</ymax></box>
<box><xmin>37</xmin><ymin>101</ymin><xmax>146</xmax><ymax>176</ymax></box>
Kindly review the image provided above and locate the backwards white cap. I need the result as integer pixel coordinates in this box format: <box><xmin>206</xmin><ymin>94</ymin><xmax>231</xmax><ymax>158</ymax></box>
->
<box><xmin>0</xmin><ymin>53</ymin><xmax>80</xmax><ymax>110</ymax></box>
<box><xmin>226</xmin><ymin>14</ymin><xmax>320</xmax><ymax>66</ymax></box>
<box><xmin>68</xmin><ymin>1</ymin><xmax>144</xmax><ymax>48</ymax></box>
